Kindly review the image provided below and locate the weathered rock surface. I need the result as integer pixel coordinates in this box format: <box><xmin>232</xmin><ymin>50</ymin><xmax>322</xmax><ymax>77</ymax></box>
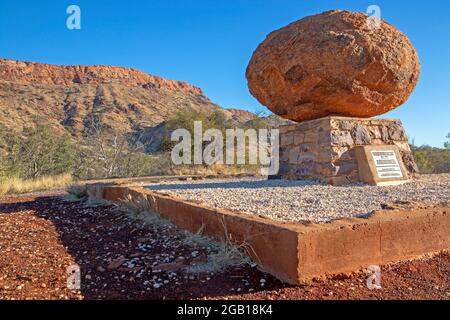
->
<box><xmin>0</xmin><ymin>58</ymin><xmax>202</xmax><ymax>94</ymax></box>
<box><xmin>226</xmin><ymin>109</ymin><xmax>258</xmax><ymax>122</ymax></box>
<box><xmin>0</xmin><ymin>58</ymin><xmax>258</xmax><ymax>145</ymax></box>
<box><xmin>246</xmin><ymin>10</ymin><xmax>421</xmax><ymax>122</ymax></box>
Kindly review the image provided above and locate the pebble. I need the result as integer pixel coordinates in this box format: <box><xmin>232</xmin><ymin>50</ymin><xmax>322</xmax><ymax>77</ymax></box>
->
<box><xmin>147</xmin><ymin>176</ymin><xmax>450</xmax><ymax>223</ymax></box>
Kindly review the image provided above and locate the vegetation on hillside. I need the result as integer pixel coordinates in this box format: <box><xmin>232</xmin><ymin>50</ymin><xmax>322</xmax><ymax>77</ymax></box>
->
<box><xmin>158</xmin><ymin>109</ymin><xmax>228</xmax><ymax>153</ymax></box>
<box><xmin>73</xmin><ymin>115</ymin><xmax>173</xmax><ymax>180</ymax></box>
<box><xmin>411</xmin><ymin>134</ymin><xmax>450</xmax><ymax>174</ymax></box>
<box><xmin>0</xmin><ymin>124</ymin><xmax>74</xmax><ymax>179</ymax></box>
<box><xmin>445</xmin><ymin>133</ymin><xmax>450</xmax><ymax>150</ymax></box>
<box><xmin>0</xmin><ymin>121</ymin><xmax>171</xmax><ymax>194</ymax></box>
<box><xmin>157</xmin><ymin>109</ymin><xmax>280</xmax><ymax>174</ymax></box>
<box><xmin>1</xmin><ymin>117</ymin><xmax>449</xmax><ymax>195</ymax></box>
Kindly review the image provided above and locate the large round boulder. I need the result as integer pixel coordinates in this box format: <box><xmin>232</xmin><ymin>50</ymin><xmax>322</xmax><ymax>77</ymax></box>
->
<box><xmin>246</xmin><ymin>10</ymin><xmax>421</xmax><ymax>122</ymax></box>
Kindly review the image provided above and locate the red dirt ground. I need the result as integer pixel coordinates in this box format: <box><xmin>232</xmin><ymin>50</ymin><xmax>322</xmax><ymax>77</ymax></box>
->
<box><xmin>0</xmin><ymin>193</ymin><xmax>448</xmax><ymax>300</ymax></box>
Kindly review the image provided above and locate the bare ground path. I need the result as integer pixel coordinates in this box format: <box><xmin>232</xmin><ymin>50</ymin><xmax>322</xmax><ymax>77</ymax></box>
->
<box><xmin>0</xmin><ymin>194</ymin><xmax>448</xmax><ymax>300</ymax></box>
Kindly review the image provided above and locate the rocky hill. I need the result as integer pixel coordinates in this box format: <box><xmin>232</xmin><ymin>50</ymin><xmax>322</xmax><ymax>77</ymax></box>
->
<box><xmin>226</xmin><ymin>109</ymin><xmax>258</xmax><ymax>122</ymax></box>
<box><xmin>0</xmin><ymin>58</ymin><xmax>203</xmax><ymax>92</ymax></box>
<box><xmin>0</xmin><ymin>58</ymin><xmax>246</xmax><ymax>142</ymax></box>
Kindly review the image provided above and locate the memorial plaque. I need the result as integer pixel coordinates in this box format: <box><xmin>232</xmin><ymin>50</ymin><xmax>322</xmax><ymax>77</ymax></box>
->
<box><xmin>355</xmin><ymin>146</ymin><xmax>409</xmax><ymax>186</ymax></box>
<box><xmin>371</xmin><ymin>150</ymin><xmax>404</xmax><ymax>179</ymax></box>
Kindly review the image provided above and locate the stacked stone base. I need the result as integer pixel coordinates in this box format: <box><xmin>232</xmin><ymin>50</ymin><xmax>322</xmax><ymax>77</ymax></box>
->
<box><xmin>273</xmin><ymin>117</ymin><xmax>418</xmax><ymax>185</ymax></box>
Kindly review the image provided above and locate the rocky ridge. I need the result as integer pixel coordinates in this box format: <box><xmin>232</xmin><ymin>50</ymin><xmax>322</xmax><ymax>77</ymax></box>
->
<box><xmin>0</xmin><ymin>58</ymin><xmax>202</xmax><ymax>94</ymax></box>
<box><xmin>0</xmin><ymin>58</ymin><xmax>254</xmax><ymax>143</ymax></box>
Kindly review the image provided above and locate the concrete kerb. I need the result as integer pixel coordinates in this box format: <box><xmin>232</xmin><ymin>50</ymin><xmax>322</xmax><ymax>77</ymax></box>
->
<box><xmin>86</xmin><ymin>183</ymin><xmax>450</xmax><ymax>285</ymax></box>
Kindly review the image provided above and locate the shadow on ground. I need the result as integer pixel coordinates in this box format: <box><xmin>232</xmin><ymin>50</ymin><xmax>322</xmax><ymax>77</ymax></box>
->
<box><xmin>0</xmin><ymin>196</ymin><xmax>288</xmax><ymax>300</ymax></box>
<box><xmin>145</xmin><ymin>179</ymin><xmax>329</xmax><ymax>191</ymax></box>
<box><xmin>1</xmin><ymin>195</ymin><xmax>448</xmax><ymax>300</ymax></box>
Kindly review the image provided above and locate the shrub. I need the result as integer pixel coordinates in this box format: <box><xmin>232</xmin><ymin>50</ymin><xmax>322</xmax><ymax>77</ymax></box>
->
<box><xmin>0</xmin><ymin>125</ymin><xmax>75</xmax><ymax>180</ymax></box>
<box><xmin>412</xmin><ymin>145</ymin><xmax>450</xmax><ymax>174</ymax></box>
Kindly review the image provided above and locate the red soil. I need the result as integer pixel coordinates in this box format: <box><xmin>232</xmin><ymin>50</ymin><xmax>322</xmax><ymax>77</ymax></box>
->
<box><xmin>0</xmin><ymin>193</ymin><xmax>448</xmax><ymax>300</ymax></box>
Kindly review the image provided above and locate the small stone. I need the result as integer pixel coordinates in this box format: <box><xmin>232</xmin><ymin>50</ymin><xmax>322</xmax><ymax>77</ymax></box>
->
<box><xmin>340</xmin><ymin>120</ymin><xmax>353</xmax><ymax>131</ymax></box>
<box><xmin>152</xmin><ymin>262</ymin><xmax>185</xmax><ymax>272</ymax></box>
<box><xmin>351</xmin><ymin>125</ymin><xmax>372</xmax><ymax>145</ymax></box>
<box><xmin>388</xmin><ymin>124</ymin><xmax>406</xmax><ymax>141</ymax></box>
<box><xmin>331</xmin><ymin>131</ymin><xmax>354</xmax><ymax>147</ymax></box>
<box><xmin>96</xmin><ymin>266</ymin><xmax>106</xmax><ymax>272</ymax></box>
<box><xmin>107</xmin><ymin>258</ymin><xmax>127</xmax><ymax>271</ymax></box>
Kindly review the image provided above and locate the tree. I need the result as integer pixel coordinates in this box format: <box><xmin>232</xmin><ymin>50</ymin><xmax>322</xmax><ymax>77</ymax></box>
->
<box><xmin>412</xmin><ymin>145</ymin><xmax>450</xmax><ymax>174</ymax></box>
<box><xmin>17</xmin><ymin>125</ymin><xmax>75</xmax><ymax>179</ymax></box>
<box><xmin>445</xmin><ymin>133</ymin><xmax>450</xmax><ymax>150</ymax></box>
<box><xmin>74</xmin><ymin>115</ymin><xmax>153</xmax><ymax>179</ymax></box>
<box><xmin>158</xmin><ymin>109</ymin><xmax>227</xmax><ymax>153</ymax></box>
<box><xmin>0</xmin><ymin>126</ymin><xmax>22</xmax><ymax>178</ymax></box>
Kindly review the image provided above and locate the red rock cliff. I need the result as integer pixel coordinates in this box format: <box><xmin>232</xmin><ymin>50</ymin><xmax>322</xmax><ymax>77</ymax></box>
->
<box><xmin>0</xmin><ymin>58</ymin><xmax>203</xmax><ymax>95</ymax></box>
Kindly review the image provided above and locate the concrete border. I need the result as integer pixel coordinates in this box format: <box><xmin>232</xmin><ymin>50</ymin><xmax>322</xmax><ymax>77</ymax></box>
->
<box><xmin>88</xmin><ymin>183</ymin><xmax>450</xmax><ymax>285</ymax></box>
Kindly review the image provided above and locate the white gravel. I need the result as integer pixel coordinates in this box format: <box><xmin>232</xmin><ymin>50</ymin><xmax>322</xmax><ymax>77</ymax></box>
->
<box><xmin>145</xmin><ymin>174</ymin><xmax>450</xmax><ymax>224</ymax></box>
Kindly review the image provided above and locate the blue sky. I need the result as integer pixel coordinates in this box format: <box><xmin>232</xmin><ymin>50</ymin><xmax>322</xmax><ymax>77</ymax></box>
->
<box><xmin>1</xmin><ymin>0</ymin><xmax>449</xmax><ymax>147</ymax></box>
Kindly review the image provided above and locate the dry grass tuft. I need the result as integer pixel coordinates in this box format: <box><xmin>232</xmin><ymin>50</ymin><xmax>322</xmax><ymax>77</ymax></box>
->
<box><xmin>0</xmin><ymin>173</ymin><xmax>73</xmax><ymax>195</ymax></box>
<box><xmin>65</xmin><ymin>184</ymin><xmax>89</xmax><ymax>201</ymax></box>
<box><xmin>185</xmin><ymin>240</ymin><xmax>252</xmax><ymax>274</ymax></box>
<box><xmin>119</xmin><ymin>193</ymin><xmax>252</xmax><ymax>273</ymax></box>
<box><xmin>118</xmin><ymin>194</ymin><xmax>164</xmax><ymax>225</ymax></box>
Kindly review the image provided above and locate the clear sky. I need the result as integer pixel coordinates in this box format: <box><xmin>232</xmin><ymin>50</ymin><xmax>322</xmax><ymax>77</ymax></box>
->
<box><xmin>1</xmin><ymin>0</ymin><xmax>449</xmax><ymax>147</ymax></box>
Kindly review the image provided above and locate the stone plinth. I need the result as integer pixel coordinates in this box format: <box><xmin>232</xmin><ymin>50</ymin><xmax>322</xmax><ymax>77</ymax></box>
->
<box><xmin>274</xmin><ymin>117</ymin><xmax>418</xmax><ymax>185</ymax></box>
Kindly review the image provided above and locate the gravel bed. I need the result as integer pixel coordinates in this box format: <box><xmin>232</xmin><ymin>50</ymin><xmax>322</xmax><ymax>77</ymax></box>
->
<box><xmin>145</xmin><ymin>174</ymin><xmax>450</xmax><ymax>224</ymax></box>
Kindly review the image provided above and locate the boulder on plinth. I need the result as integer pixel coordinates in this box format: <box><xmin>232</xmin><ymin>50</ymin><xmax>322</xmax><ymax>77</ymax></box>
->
<box><xmin>246</xmin><ymin>10</ymin><xmax>421</xmax><ymax>122</ymax></box>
